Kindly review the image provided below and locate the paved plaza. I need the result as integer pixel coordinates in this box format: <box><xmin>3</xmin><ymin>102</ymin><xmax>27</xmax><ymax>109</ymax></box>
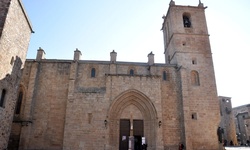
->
<box><xmin>225</xmin><ymin>147</ymin><xmax>250</xmax><ymax>150</ymax></box>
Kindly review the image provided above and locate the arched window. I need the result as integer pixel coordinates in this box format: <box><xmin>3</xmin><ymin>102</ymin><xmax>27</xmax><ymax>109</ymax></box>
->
<box><xmin>183</xmin><ymin>13</ymin><xmax>191</xmax><ymax>28</ymax></box>
<box><xmin>0</xmin><ymin>89</ymin><xmax>6</xmax><ymax>107</ymax></box>
<box><xmin>163</xmin><ymin>71</ymin><xmax>167</xmax><ymax>81</ymax></box>
<box><xmin>191</xmin><ymin>70</ymin><xmax>200</xmax><ymax>86</ymax></box>
<box><xmin>91</xmin><ymin>68</ymin><xmax>96</xmax><ymax>78</ymax></box>
<box><xmin>15</xmin><ymin>91</ymin><xmax>23</xmax><ymax>114</ymax></box>
<box><xmin>130</xmin><ymin>69</ymin><xmax>134</xmax><ymax>76</ymax></box>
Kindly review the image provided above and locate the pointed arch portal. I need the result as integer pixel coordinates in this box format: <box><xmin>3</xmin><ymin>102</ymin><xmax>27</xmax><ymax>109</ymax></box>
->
<box><xmin>108</xmin><ymin>89</ymin><xmax>158</xmax><ymax>150</ymax></box>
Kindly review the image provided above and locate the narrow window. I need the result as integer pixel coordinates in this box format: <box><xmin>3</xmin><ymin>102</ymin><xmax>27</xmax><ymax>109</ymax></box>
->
<box><xmin>192</xmin><ymin>58</ymin><xmax>197</xmax><ymax>65</ymax></box>
<box><xmin>163</xmin><ymin>71</ymin><xmax>167</xmax><ymax>81</ymax></box>
<box><xmin>220</xmin><ymin>106</ymin><xmax>222</xmax><ymax>116</ymax></box>
<box><xmin>10</xmin><ymin>56</ymin><xmax>14</xmax><ymax>65</ymax></box>
<box><xmin>0</xmin><ymin>89</ymin><xmax>6</xmax><ymax>107</ymax></box>
<box><xmin>88</xmin><ymin>113</ymin><xmax>93</xmax><ymax>124</ymax></box>
<box><xmin>183</xmin><ymin>14</ymin><xmax>191</xmax><ymax>28</ymax></box>
<box><xmin>191</xmin><ymin>113</ymin><xmax>197</xmax><ymax>120</ymax></box>
<box><xmin>15</xmin><ymin>91</ymin><xmax>23</xmax><ymax>114</ymax></box>
<box><xmin>191</xmin><ymin>70</ymin><xmax>200</xmax><ymax>86</ymax></box>
<box><xmin>91</xmin><ymin>68</ymin><xmax>96</xmax><ymax>77</ymax></box>
<box><xmin>130</xmin><ymin>69</ymin><xmax>134</xmax><ymax>76</ymax></box>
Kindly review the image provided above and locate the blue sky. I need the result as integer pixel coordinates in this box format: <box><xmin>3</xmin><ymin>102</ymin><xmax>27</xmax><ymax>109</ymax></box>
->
<box><xmin>22</xmin><ymin>0</ymin><xmax>250</xmax><ymax>107</ymax></box>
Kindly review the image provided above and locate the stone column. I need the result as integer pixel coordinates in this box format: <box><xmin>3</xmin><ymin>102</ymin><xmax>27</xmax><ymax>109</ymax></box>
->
<box><xmin>128</xmin><ymin>136</ymin><xmax>134</xmax><ymax>150</ymax></box>
<box><xmin>63</xmin><ymin>61</ymin><xmax>78</xmax><ymax>148</ymax></box>
<box><xmin>19</xmin><ymin>62</ymin><xmax>40</xmax><ymax>149</ymax></box>
<box><xmin>128</xmin><ymin>114</ymin><xmax>134</xmax><ymax>150</ymax></box>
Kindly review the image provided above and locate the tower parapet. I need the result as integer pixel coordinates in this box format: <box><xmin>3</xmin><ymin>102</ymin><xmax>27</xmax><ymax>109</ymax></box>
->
<box><xmin>36</xmin><ymin>47</ymin><xmax>46</xmax><ymax>61</ymax></box>
<box><xmin>198</xmin><ymin>0</ymin><xmax>204</xmax><ymax>7</ymax></box>
<box><xmin>74</xmin><ymin>48</ymin><xmax>82</xmax><ymax>61</ymax></box>
<box><xmin>169</xmin><ymin>0</ymin><xmax>175</xmax><ymax>6</ymax></box>
<box><xmin>147</xmin><ymin>51</ymin><xmax>154</xmax><ymax>66</ymax></box>
<box><xmin>110</xmin><ymin>50</ymin><xmax>117</xmax><ymax>63</ymax></box>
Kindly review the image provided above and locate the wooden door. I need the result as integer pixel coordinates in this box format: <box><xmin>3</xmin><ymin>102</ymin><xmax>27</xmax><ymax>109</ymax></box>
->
<box><xmin>119</xmin><ymin>119</ymin><xmax>144</xmax><ymax>150</ymax></box>
<box><xmin>119</xmin><ymin>119</ymin><xmax>130</xmax><ymax>150</ymax></box>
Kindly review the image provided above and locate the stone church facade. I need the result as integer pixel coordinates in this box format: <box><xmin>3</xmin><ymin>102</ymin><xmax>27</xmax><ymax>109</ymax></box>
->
<box><xmin>2</xmin><ymin>1</ymin><xmax>221</xmax><ymax>150</ymax></box>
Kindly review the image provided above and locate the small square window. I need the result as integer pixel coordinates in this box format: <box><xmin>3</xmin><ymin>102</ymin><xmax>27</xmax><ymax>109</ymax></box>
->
<box><xmin>192</xmin><ymin>58</ymin><xmax>197</xmax><ymax>65</ymax></box>
<box><xmin>191</xmin><ymin>113</ymin><xmax>197</xmax><ymax>120</ymax></box>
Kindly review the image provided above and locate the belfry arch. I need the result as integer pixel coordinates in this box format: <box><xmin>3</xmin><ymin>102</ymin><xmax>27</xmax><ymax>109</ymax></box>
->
<box><xmin>107</xmin><ymin>89</ymin><xmax>158</xmax><ymax>150</ymax></box>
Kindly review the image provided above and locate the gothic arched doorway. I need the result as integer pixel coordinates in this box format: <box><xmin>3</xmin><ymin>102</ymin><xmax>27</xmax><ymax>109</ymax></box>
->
<box><xmin>107</xmin><ymin>89</ymin><xmax>158</xmax><ymax>150</ymax></box>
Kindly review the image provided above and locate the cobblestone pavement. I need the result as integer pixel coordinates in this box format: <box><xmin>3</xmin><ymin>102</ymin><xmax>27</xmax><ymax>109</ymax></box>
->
<box><xmin>225</xmin><ymin>147</ymin><xmax>250</xmax><ymax>150</ymax></box>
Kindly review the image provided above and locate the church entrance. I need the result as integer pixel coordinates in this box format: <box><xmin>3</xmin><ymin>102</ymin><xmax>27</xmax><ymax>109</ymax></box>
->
<box><xmin>108</xmin><ymin>89</ymin><xmax>158</xmax><ymax>149</ymax></box>
<box><xmin>119</xmin><ymin>119</ymin><xmax>144</xmax><ymax>150</ymax></box>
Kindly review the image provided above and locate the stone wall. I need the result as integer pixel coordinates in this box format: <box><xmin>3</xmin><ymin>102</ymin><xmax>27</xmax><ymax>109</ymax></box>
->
<box><xmin>0</xmin><ymin>0</ymin><xmax>32</xmax><ymax>149</ymax></box>
<box><xmin>15</xmin><ymin>61</ymin><xmax>69</xmax><ymax>150</ymax></box>
<box><xmin>0</xmin><ymin>0</ymin><xmax>32</xmax><ymax>79</ymax></box>
<box><xmin>219</xmin><ymin>96</ymin><xmax>237</xmax><ymax>145</ymax></box>
<box><xmin>0</xmin><ymin>58</ymin><xmax>23</xmax><ymax>150</ymax></box>
<box><xmin>18</xmin><ymin>59</ymin><xmax>180</xmax><ymax>150</ymax></box>
<box><xmin>16</xmin><ymin>49</ymin><xmax>221</xmax><ymax>149</ymax></box>
<box><xmin>0</xmin><ymin>0</ymin><xmax>10</xmax><ymax>38</ymax></box>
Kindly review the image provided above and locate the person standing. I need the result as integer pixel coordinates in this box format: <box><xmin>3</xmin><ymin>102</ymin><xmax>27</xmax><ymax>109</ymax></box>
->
<box><xmin>179</xmin><ymin>143</ymin><xmax>185</xmax><ymax>150</ymax></box>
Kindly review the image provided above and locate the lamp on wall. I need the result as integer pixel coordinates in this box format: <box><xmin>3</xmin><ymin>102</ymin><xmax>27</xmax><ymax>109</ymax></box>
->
<box><xmin>104</xmin><ymin>120</ymin><xmax>107</xmax><ymax>128</ymax></box>
<box><xmin>159</xmin><ymin>121</ymin><xmax>162</xmax><ymax>128</ymax></box>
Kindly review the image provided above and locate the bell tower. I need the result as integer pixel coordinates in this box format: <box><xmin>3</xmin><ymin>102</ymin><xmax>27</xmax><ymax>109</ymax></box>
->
<box><xmin>162</xmin><ymin>1</ymin><xmax>220</xmax><ymax>149</ymax></box>
<box><xmin>162</xmin><ymin>0</ymin><xmax>210</xmax><ymax>65</ymax></box>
